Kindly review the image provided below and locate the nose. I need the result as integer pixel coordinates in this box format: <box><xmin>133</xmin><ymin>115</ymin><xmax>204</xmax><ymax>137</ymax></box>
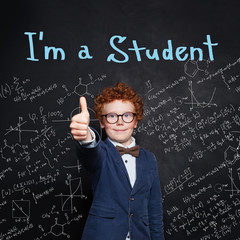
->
<box><xmin>116</xmin><ymin>116</ymin><xmax>124</xmax><ymax>125</ymax></box>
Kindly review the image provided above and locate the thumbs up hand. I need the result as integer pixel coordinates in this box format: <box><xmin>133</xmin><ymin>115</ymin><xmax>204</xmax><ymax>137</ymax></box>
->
<box><xmin>70</xmin><ymin>97</ymin><xmax>92</xmax><ymax>141</ymax></box>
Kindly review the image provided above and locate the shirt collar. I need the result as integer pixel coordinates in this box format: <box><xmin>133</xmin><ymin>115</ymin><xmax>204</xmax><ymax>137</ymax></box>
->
<box><xmin>108</xmin><ymin>137</ymin><xmax>136</xmax><ymax>148</ymax></box>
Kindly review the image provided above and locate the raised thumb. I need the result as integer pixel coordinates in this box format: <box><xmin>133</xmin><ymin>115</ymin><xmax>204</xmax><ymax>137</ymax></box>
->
<box><xmin>80</xmin><ymin>97</ymin><xmax>88</xmax><ymax>114</ymax></box>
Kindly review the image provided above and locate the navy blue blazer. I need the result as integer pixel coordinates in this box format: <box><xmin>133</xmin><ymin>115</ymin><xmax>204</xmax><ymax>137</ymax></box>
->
<box><xmin>76</xmin><ymin>128</ymin><xmax>164</xmax><ymax>240</ymax></box>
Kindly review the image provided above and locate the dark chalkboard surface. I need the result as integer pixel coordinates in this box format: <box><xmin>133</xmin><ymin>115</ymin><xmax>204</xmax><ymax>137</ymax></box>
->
<box><xmin>1</xmin><ymin>1</ymin><xmax>240</xmax><ymax>239</ymax></box>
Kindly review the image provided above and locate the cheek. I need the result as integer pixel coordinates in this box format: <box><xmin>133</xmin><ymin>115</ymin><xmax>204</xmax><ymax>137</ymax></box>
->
<box><xmin>100</xmin><ymin>121</ymin><xmax>113</xmax><ymax>131</ymax></box>
<box><xmin>104</xmin><ymin>126</ymin><xmax>116</xmax><ymax>138</ymax></box>
<box><xmin>104</xmin><ymin>125</ymin><xmax>113</xmax><ymax>132</ymax></box>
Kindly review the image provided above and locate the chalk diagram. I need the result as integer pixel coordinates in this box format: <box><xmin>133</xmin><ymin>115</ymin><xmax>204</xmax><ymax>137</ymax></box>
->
<box><xmin>224</xmin><ymin>139</ymin><xmax>240</xmax><ymax>166</ymax></box>
<box><xmin>74</xmin><ymin>77</ymin><xmax>94</xmax><ymax>98</ymax></box>
<box><xmin>49</xmin><ymin>217</ymin><xmax>70</xmax><ymax>238</ymax></box>
<box><xmin>63</xmin><ymin>159</ymin><xmax>82</xmax><ymax>174</ymax></box>
<box><xmin>184</xmin><ymin>58</ymin><xmax>210</xmax><ymax>78</ymax></box>
<box><xmin>174</xmin><ymin>81</ymin><xmax>217</xmax><ymax>111</ymax></box>
<box><xmin>1</xmin><ymin>139</ymin><xmax>28</xmax><ymax>162</ymax></box>
<box><xmin>5</xmin><ymin>116</ymin><xmax>38</xmax><ymax>143</ymax></box>
<box><xmin>225</xmin><ymin>167</ymin><xmax>240</xmax><ymax>197</ymax></box>
<box><xmin>52</xmin><ymin>105</ymin><xmax>102</xmax><ymax>138</ymax></box>
<box><xmin>53</xmin><ymin>75</ymin><xmax>104</xmax><ymax>138</ymax></box>
<box><xmin>55</xmin><ymin>176</ymin><xmax>87</xmax><ymax>213</ymax></box>
<box><xmin>12</xmin><ymin>199</ymin><xmax>30</xmax><ymax>219</ymax></box>
<box><xmin>214</xmin><ymin>140</ymin><xmax>240</xmax><ymax>198</ymax></box>
<box><xmin>57</xmin><ymin>74</ymin><xmax>106</xmax><ymax>105</ymax></box>
<box><xmin>38</xmin><ymin>213</ymin><xmax>83</xmax><ymax>238</ymax></box>
<box><xmin>73</xmin><ymin>74</ymin><xmax>106</xmax><ymax>98</ymax></box>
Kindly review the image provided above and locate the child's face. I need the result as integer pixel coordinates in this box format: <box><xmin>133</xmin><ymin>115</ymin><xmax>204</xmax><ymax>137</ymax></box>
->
<box><xmin>100</xmin><ymin>100</ymin><xmax>138</xmax><ymax>147</ymax></box>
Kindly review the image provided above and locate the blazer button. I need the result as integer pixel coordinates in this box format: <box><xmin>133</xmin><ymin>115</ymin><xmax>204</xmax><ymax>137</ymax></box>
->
<box><xmin>129</xmin><ymin>213</ymin><xmax>133</xmax><ymax>218</ymax></box>
<box><xmin>130</xmin><ymin>197</ymin><xmax>134</xmax><ymax>201</ymax></box>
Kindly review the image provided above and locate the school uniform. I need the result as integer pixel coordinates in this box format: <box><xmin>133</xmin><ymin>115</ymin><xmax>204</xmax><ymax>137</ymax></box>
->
<box><xmin>76</xmin><ymin>128</ymin><xmax>164</xmax><ymax>240</ymax></box>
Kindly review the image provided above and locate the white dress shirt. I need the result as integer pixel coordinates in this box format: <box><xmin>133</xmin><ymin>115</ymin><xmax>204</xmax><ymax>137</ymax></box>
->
<box><xmin>108</xmin><ymin>137</ymin><xmax>137</xmax><ymax>188</ymax></box>
<box><xmin>80</xmin><ymin>128</ymin><xmax>137</xmax><ymax>240</ymax></box>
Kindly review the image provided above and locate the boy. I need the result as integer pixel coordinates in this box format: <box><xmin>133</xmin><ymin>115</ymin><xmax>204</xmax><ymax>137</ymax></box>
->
<box><xmin>70</xmin><ymin>83</ymin><xmax>164</xmax><ymax>240</ymax></box>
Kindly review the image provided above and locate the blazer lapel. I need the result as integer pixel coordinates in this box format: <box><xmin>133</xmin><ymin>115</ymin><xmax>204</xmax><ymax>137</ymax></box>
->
<box><xmin>105</xmin><ymin>139</ymin><xmax>132</xmax><ymax>190</ymax></box>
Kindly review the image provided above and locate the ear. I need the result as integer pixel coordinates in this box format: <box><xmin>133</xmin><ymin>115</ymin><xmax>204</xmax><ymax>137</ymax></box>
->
<box><xmin>99</xmin><ymin>119</ymin><xmax>105</xmax><ymax>129</ymax></box>
<box><xmin>133</xmin><ymin>120</ymin><xmax>138</xmax><ymax>129</ymax></box>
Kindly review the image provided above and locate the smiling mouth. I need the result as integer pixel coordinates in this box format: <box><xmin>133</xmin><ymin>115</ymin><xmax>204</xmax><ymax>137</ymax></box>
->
<box><xmin>114</xmin><ymin>129</ymin><xmax>127</xmax><ymax>132</ymax></box>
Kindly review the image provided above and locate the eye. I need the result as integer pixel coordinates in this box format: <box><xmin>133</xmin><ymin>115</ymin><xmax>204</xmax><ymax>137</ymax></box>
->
<box><xmin>124</xmin><ymin>113</ymin><xmax>131</xmax><ymax>118</ymax></box>
<box><xmin>108</xmin><ymin>113</ymin><xmax>116</xmax><ymax>118</ymax></box>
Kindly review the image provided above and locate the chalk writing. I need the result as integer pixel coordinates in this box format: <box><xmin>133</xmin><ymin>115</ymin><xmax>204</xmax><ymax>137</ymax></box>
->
<box><xmin>1</xmin><ymin>53</ymin><xmax>240</xmax><ymax>239</ymax></box>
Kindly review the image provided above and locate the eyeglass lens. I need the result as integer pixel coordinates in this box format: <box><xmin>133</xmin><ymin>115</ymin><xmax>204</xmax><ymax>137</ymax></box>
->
<box><xmin>106</xmin><ymin>112</ymin><xmax>135</xmax><ymax>123</ymax></box>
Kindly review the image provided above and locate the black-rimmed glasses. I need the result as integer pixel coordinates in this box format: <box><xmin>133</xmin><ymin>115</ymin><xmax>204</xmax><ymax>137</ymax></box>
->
<box><xmin>101</xmin><ymin>112</ymin><xmax>136</xmax><ymax>124</ymax></box>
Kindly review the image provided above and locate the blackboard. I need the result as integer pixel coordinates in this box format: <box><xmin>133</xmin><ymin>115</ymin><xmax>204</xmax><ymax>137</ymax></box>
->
<box><xmin>1</xmin><ymin>1</ymin><xmax>240</xmax><ymax>239</ymax></box>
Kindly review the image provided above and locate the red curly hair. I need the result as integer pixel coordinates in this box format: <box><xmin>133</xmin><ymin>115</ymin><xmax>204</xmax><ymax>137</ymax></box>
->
<box><xmin>94</xmin><ymin>82</ymin><xmax>143</xmax><ymax>121</ymax></box>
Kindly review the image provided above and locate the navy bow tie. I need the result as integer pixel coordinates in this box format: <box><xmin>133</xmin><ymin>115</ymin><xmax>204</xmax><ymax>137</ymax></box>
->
<box><xmin>116</xmin><ymin>145</ymin><xmax>140</xmax><ymax>157</ymax></box>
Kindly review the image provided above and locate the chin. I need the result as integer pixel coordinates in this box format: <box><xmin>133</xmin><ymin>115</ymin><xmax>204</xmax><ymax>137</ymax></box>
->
<box><xmin>115</xmin><ymin>136</ymin><xmax>127</xmax><ymax>142</ymax></box>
